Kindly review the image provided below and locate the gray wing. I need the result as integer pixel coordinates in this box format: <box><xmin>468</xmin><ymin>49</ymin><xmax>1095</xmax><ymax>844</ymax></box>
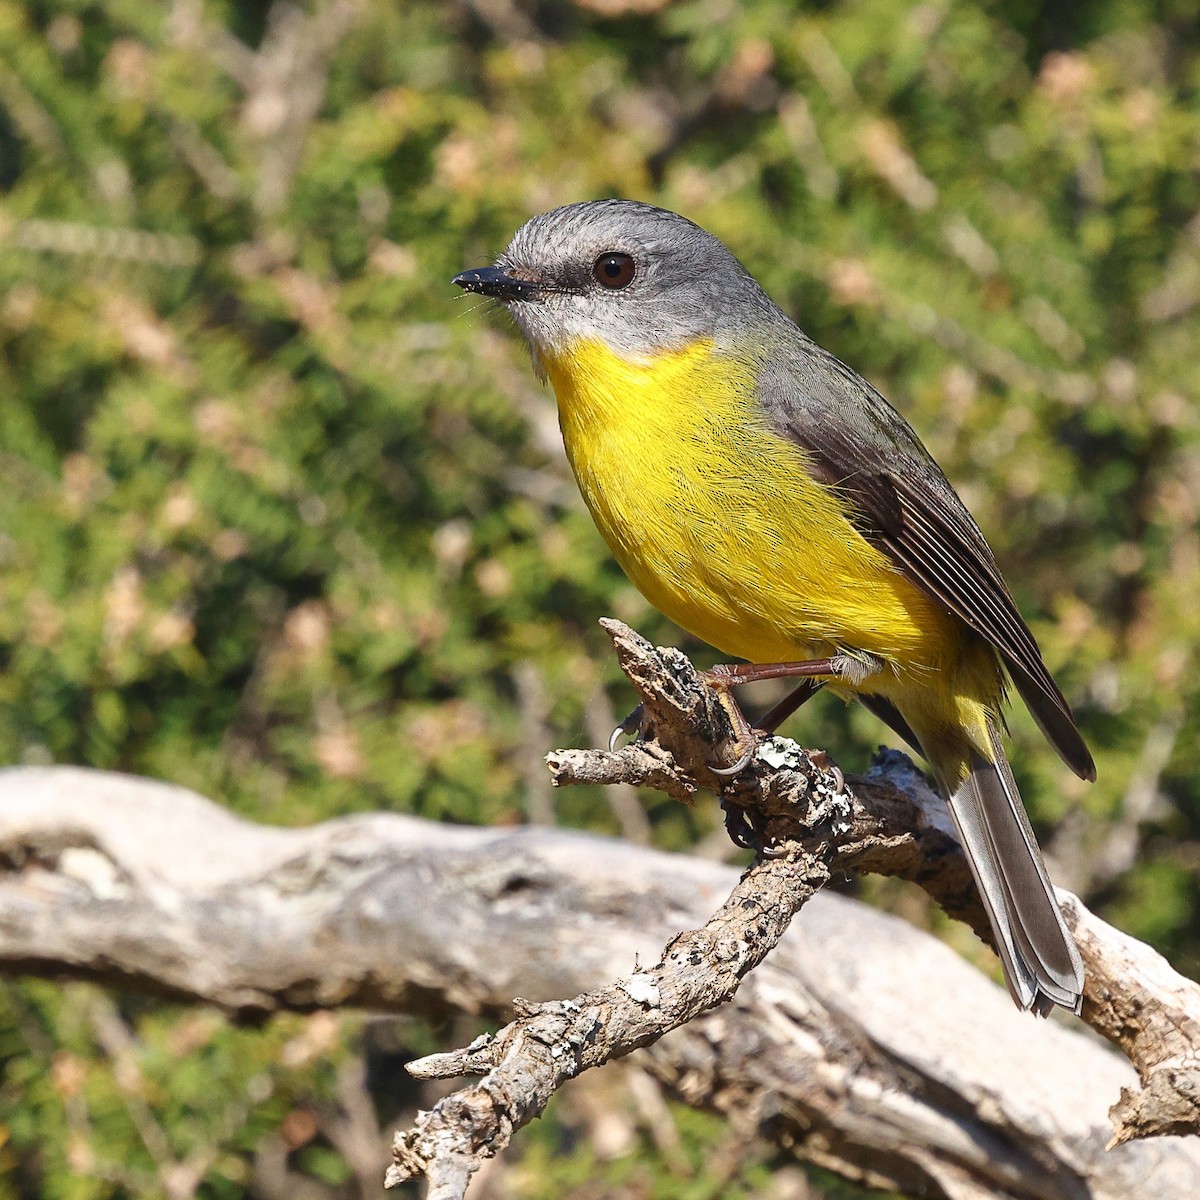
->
<box><xmin>756</xmin><ymin>340</ymin><xmax>1095</xmax><ymax>782</ymax></box>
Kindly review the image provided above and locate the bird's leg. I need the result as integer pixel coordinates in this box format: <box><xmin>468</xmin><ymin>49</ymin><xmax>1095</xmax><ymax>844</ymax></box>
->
<box><xmin>608</xmin><ymin>654</ymin><xmax>874</xmax><ymax>780</ymax></box>
<box><xmin>754</xmin><ymin>679</ymin><xmax>825</xmax><ymax>736</ymax></box>
<box><xmin>608</xmin><ymin>680</ymin><xmax>822</xmax><ymax>756</ymax></box>
<box><xmin>704</xmin><ymin>655</ymin><xmax>879</xmax><ymax>776</ymax></box>
<box><xmin>706</xmin><ymin>658</ymin><xmax>846</xmax><ymax>687</ymax></box>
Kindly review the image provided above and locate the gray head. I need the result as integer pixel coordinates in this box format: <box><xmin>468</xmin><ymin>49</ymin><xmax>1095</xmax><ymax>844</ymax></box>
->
<box><xmin>453</xmin><ymin>201</ymin><xmax>779</xmax><ymax>368</ymax></box>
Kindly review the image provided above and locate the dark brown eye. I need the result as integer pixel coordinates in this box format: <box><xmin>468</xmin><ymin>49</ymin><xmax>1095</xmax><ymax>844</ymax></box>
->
<box><xmin>593</xmin><ymin>252</ymin><xmax>636</xmax><ymax>289</ymax></box>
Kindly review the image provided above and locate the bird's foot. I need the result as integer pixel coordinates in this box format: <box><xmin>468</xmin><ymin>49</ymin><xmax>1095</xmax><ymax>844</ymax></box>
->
<box><xmin>608</xmin><ymin>703</ymin><xmax>645</xmax><ymax>752</ymax></box>
<box><xmin>701</xmin><ymin>660</ymin><xmax>842</xmax><ymax>776</ymax></box>
<box><xmin>700</xmin><ymin>670</ymin><xmax>761</xmax><ymax>777</ymax></box>
<box><xmin>808</xmin><ymin>749</ymin><xmax>846</xmax><ymax>796</ymax></box>
<box><xmin>720</xmin><ymin>799</ymin><xmax>790</xmax><ymax>858</ymax></box>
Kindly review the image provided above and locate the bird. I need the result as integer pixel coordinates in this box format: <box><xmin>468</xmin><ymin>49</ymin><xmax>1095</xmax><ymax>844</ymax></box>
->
<box><xmin>453</xmin><ymin>199</ymin><xmax>1093</xmax><ymax>1016</ymax></box>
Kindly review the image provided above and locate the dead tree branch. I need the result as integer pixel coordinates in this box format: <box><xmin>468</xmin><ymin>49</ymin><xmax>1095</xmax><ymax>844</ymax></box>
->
<box><xmin>0</xmin><ymin>623</ymin><xmax>1197</xmax><ymax>1198</ymax></box>
<box><xmin>390</xmin><ymin>620</ymin><xmax>1200</xmax><ymax>1195</ymax></box>
<box><xmin>389</xmin><ymin>848</ymin><xmax>829</xmax><ymax>1191</ymax></box>
<box><xmin>570</xmin><ymin>622</ymin><xmax>1200</xmax><ymax>1138</ymax></box>
<box><xmin>0</xmin><ymin>765</ymin><xmax>1197</xmax><ymax>1198</ymax></box>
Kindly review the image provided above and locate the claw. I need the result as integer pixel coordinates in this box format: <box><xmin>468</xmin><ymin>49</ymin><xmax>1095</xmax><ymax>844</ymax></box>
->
<box><xmin>722</xmin><ymin>801</ymin><xmax>789</xmax><ymax>857</ymax></box>
<box><xmin>723</xmin><ymin>804</ymin><xmax>757</xmax><ymax>849</ymax></box>
<box><xmin>608</xmin><ymin>703</ymin><xmax>645</xmax><ymax>752</ymax></box>
<box><xmin>709</xmin><ymin>744</ymin><xmax>755</xmax><ymax>776</ymax></box>
<box><xmin>703</xmin><ymin>676</ymin><xmax>761</xmax><ymax>777</ymax></box>
<box><xmin>809</xmin><ymin>749</ymin><xmax>845</xmax><ymax>794</ymax></box>
<box><xmin>757</xmin><ymin>840</ymin><xmax>792</xmax><ymax>860</ymax></box>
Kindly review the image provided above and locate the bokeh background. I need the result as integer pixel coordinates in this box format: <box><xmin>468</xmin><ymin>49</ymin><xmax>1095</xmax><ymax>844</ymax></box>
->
<box><xmin>2</xmin><ymin>0</ymin><xmax>1199</xmax><ymax>1196</ymax></box>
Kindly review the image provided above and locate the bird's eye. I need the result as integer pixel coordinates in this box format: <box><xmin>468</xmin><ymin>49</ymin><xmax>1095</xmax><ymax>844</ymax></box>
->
<box><xmin>593</xmin><ymin>252</ymin><xmax>636</xmax><ymax>289</ymax></box>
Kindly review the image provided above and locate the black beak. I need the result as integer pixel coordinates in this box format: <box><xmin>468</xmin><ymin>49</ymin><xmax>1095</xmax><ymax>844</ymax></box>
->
<box><xmin>452</xmin><ymin>266</ymin><xmax>541</xmax><ymax>301</ymax></box>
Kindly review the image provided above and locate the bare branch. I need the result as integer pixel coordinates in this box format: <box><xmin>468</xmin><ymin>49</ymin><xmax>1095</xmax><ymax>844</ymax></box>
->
<box><xmin>0</xmin><ymin>615</ymin><xmax>1198</xmax><ymax>1199</ymax></box>
<box><xmin>556</xmin><ymin>623</ymin><xmax>1200</xmax><ymax>1138</ymax></box>
<box><xmin>388</xmin><ymin>847</ymin><xmax>827</xmax><ymax>1193</ymax></box>
<box><xmin>384</xmin><ymin>621</ymin><xmax>1200</xmax><ymax>1193</ymax></box>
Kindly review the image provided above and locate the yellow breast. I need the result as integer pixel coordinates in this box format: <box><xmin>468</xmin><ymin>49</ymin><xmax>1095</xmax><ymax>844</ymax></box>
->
<box><xmin>543</xmin><ymin>335</ymin><xmax>957</xmax><ymax>676</ymax></box>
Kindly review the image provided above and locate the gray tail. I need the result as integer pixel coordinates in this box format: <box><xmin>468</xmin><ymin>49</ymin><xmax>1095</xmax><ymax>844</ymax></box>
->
<box><xmin>943</xmin><ymin>723</ymin><xmax>1084</xmax><ymax>1016</ymax></box>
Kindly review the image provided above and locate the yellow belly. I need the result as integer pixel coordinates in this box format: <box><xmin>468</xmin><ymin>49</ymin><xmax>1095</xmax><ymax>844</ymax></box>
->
<box><xmin>545</xmin><ymin>336</ymin><xmax>961</xmax><ymax>674</ymax></box>
<box><xmin>544</xmin><ymin>334</ymin><xmax>1011</xmax><ymax>768</ymax></box>
<box><xmin>540</xmin><ymin>333</ymin><xmax>1008</xmax><ymax>753</ymax></box>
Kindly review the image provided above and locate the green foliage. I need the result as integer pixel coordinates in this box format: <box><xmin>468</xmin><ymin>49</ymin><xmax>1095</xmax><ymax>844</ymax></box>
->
<box><xmin>2</xmin><ymin>0</ymin><xmax>1199</xmax><ymax>1195</ymax></box>
<box><xmin>510</xmin><ymin>1095</ymin><xmax>839</xmax><ymax>1200</ymax></box>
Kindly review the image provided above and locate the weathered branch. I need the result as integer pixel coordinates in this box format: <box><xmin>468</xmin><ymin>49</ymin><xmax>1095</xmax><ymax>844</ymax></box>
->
<box><xmin>0</xmin><ymin>622</ymin><xmax>1197</xmax><ymax>1198</ymax></box>
<box><xmin>1</xmin><ymin>764</ymin><xmax>1198</xmax><ymax>1199</ymax></box>
<box><xmin>588</xmin><ymin>622</ymin><xmax>1200</xmax><ymax>1136</ymax></box>
<box><xmin>389</xmin><ymin>847</ymin><xmax>830</xmax><ymax>1191</ymax></box>
<box><xmin>390</xmin><ymin>620</ymin><xmax>1200</xmax><ymax>1194</ymax></box>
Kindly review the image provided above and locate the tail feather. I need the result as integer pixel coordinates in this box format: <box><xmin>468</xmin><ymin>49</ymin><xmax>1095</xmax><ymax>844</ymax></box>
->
<box><xmin>939</xmin><ymin>721</ymin><xmax>1084</xmax><ymax>1015</ymax></box>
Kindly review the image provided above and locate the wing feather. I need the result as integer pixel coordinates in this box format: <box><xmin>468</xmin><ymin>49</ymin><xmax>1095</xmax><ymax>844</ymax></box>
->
<box><xmin>756</xmin><ymin>341</ymin><xmax>1095</xmax><ymax>782</ymax></box>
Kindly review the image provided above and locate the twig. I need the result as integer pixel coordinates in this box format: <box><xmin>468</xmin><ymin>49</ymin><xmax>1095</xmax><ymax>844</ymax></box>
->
<box><xmin>387</xmin><ymin>620</ymin><xmax>1200</xmax><ymax>1194</ymax></box>
<box><xmin>388</xmin><ymin>846</ymin><xmax>828</xmax><ymax>1195</ymax></box>
<box><xmin>0</xmin><ymin>658</ymin><xmax>1196</xmax><ymax>1196</ymax></box>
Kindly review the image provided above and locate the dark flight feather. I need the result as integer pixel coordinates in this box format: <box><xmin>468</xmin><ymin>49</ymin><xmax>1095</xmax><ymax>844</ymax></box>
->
<box><xmin>756</xmin><ymin>338</ymin><xmax>1095</xmax><ymax>783</ymax></box>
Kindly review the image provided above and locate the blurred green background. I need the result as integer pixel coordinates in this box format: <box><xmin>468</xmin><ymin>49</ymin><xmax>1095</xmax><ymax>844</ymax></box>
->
<box><xmin>2</xmin><ymin>0</ymin><xmax>1199</xmax><ymax>1196</ymax></box>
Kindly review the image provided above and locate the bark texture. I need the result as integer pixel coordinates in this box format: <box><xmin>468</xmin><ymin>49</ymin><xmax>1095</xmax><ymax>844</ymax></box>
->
<box><xmin>1</xmin><ymin>763</ymin><xmax>1197</xmax><ymax>1197</ymax></box>
<box><xmin>0</xmin><ymin>624</ymin><xmax>1196</xmax><ymax>1199</ymax></box>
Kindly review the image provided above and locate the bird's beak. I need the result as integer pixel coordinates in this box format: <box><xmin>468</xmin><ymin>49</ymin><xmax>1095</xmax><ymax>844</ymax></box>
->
<box><xmin>452</xmin><ymin>266</ymin><xmax>542</xmax><ymax>301</ymax></box>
